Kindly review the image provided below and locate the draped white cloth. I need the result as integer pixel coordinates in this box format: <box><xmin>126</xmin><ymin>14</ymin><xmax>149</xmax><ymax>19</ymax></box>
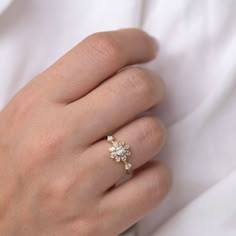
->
<box><xmin>1</xmin><ymin>1</ymin><xmax>236</xmax><ymax>235</ymax></box>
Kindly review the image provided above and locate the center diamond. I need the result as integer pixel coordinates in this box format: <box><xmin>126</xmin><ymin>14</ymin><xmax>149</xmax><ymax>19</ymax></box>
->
<box><xmin>116</xmin><ymin>146</ymin><xmax>125</xmax><ymax>156</ymax></box>
<box><xmin>109</xmin><ymin>140</ymin><xmax>131</xmax><ymax>163</ymax></box>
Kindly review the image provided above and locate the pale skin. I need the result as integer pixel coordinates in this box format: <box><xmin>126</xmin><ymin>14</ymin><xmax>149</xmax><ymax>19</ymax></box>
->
<box><xmin>0</xmin><ymin>29</ymin><xmax>172</xmax><ymax>236</ymax></box>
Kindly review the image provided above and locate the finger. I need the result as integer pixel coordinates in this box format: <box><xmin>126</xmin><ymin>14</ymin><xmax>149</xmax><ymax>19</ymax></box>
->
<box><xmin>100</xmin><ymin>161</ymin><xmax>172</xmax><ymax>235</ymax></box>
<box><xmin>66</xmin><ymin>67</ymin><xmax>164</xmax><ymax>144</ymax></box>
<box><xmin>80</xmin><ymin>116</ymin><xmax>166</xmax><ymax>193</ymax></box>
<box><xmin>33</xmin><ymin>29</ymin><xmax>158</xmax><ymax>103</ymax></box>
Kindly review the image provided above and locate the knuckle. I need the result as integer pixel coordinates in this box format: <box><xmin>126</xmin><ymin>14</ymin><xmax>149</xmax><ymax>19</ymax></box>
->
<box><xmin>124</xmin><ymin>67</ymin><xmax>153</xmax><ymax>96</ymax></box>
<box><xmin>31</xmin><ymin>130</ymin><xmax>65</xmax><ymax>157</ymax></box>
<box><xmin>138</xmin><ymin>117</ymin><xmax>166</xmax><ymax>148</ymax></box>
<box><xmin>6</xmin><ymin>90</ymin><xmax>39</xmax><ymax>127</ymax></box>
<box><xmin>40</xmin><ymin>130</ymin><xmax>65</xmax><ymax>154</ymax></box>
<box><xmin>43</xmin><ymin>179</ymin><xmax>69</xmax><ymax>203</ymax></box>
<box><xmin>39</xmin><ymin>183</ymin><xmax>68</xmax><ymax>216</ymax></box>
<box><xmin>72</xmin><ymin>205</ymin><xmax>105</xmax><ymax>236</ymax></box>
<box><xmin>87</xmin><ymin>32</ymin><xmax>122</xmax><ymax>64</ymax></box>
<box><xmin>20</xmin><ymin>129</ymin><xmax>66</xmax><ymax>177</ymax></box>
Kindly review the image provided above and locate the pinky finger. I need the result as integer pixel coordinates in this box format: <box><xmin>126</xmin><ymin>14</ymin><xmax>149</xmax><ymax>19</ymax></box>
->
<box><xmin>100</xmin><ymin>161</ymin><xmax>172</xmax><ymax>235</ymax></box>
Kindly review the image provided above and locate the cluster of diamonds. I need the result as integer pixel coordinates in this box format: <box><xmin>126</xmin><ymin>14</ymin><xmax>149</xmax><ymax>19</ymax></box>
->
<box><xmin>107</xmin><ymin>136</ymin><xmax>131</xmax><ymax>172</ymax></box>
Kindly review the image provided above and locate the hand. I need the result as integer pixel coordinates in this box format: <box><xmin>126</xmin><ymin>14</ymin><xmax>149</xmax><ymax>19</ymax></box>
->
<box><xmin>0</xmin><ymin>29</ymin><xmax>171</xmax><ymax>236</ymax></box>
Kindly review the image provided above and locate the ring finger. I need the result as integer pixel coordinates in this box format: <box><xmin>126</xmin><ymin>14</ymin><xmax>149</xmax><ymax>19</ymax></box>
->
<box><xmin>81</xmin><ymin>116</ymin><xmax>166</xmax><ymax>193</ymax></box>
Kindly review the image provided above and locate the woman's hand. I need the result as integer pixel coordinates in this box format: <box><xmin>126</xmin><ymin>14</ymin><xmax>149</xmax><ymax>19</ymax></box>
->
<box><xmin>0</xmin><ymin>29</ymin><xmax>171</xmax><ymax>236</ymax></box>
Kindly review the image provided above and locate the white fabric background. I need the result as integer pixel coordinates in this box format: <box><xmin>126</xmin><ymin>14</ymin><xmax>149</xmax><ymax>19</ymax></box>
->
<box><xmin>0</xmin><ymin>1</ymin><xmax>236</xmax><ymax>235</ymax></box>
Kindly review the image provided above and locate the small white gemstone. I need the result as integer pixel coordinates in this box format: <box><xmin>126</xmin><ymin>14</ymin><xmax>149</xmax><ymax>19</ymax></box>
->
<box><xmin>113</xmin><ymin>142</ymin><xmax>118</xmax><ymax>147</ymax></box>
<box><xmin>125</xmin><ymin>162</ymin><xmax>131</xmax><ymax>170</ymax></box>
<box><xmin>107</xmin><ymin>136</ymin><xmax>114</xmax><ymax>142</ymax></box>
<box><xmin>109</xmin><ymin>147</ymin><xmax>115</xmax><ymax>152</ymax></box>
<box><xmin>119</xmin><ymin>141</ymin><xmax>125</xmax><ymax>146</ymax></box>
<box><xmin>124</xmin><ymin>144</ymin><xmax>129</xmax><ymax>149</ymax></box>
<box><xmin>115</xmin><ymin>156</ymin><xmax>121</xmax><ymax>162</ymax></box>
<box><xmin>111</xmin><ymin>152</ymin><xmax>116</xmax><ymax>158</ymax></box>
<box><xmin>126</xmin><ymin>151</ymin><xmax>131</xmax><ymax>156</ymax></box>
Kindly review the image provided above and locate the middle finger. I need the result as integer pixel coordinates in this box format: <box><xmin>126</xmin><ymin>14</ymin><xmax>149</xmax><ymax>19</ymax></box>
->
<box><xmin>66</xmin><ymin>67</ymin><xmax>164</xmax><ymax>144</ymax></box>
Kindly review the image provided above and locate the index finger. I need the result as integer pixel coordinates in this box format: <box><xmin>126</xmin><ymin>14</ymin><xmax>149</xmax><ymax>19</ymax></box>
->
<box><xmin>34</xmin><ymin>29</ymin><xmax>158</xmax><ymax>103</ymax></box>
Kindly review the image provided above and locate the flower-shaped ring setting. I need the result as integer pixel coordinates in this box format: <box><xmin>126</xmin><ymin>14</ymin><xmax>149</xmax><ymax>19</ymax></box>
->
<box><xmin>107</xmin><ymin>135</ymin><xmax>132</xmax><ymax>174</ymax></box>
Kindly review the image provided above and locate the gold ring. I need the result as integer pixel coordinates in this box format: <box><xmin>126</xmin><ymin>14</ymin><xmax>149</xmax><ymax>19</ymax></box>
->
<box><xmin>107</xmin><ymin>135</ymin><xmax>132</xmax><ymax>174</ymax></box>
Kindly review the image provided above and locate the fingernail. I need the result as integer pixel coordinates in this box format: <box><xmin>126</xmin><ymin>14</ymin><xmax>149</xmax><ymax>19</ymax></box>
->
<box><xmin>150</xmin><ymin>36</ymin><xmax>159</xmax><ymax>54</ymax></box>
